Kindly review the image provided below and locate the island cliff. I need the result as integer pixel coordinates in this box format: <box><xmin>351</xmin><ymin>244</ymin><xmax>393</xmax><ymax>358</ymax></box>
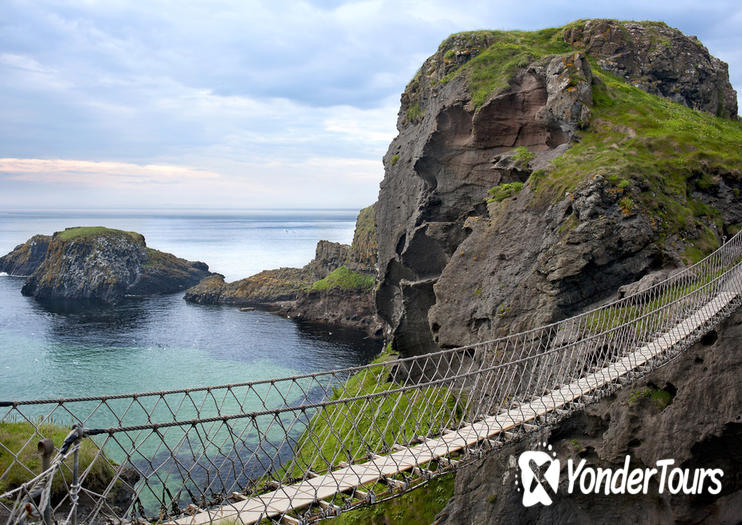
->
<box><xmin>374</xmin><ymin>19</ymin><xmax>741</xmax><ymax>357</ymax></box>
<box><xmin>3</xmin><ymin>226</ymin><xmax>213</xmax><ymax>304</ymax></box>
<box><xmin>185</xmin><ymin>205</ymin><xmax>383</xmax><ymax>337</ymax></box>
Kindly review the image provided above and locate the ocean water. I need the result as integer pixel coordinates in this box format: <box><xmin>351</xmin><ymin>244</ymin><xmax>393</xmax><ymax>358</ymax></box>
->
<box><xmin>0</xmin><ymin>209</ymin><xmax>380</xmax><ymax>405</ymax></box>
<box><xmin>0</xmin><ymin>209</ymin><xmax>360</xmax><ymax>281</ymax></box>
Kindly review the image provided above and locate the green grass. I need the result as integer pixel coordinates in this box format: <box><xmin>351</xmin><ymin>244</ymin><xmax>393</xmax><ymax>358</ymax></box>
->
<box><xmin>532</xmin><ymin>68</ymin><xmax>742</xmax><ymax>251</ymax></box>
<box><xmin>391</xmin><ymin>154</ymin><xmax>400</xmax><ymax>166</ymax></box>
<box><xmin>311</xmin><ymin>266</ymin><xmax>375</xmax><ymax>292</ymax></box>
<box><xmin>325</xmin><ymin>473</ymin><xmax>455</xmax><ymax>525</ymax></box>
<box><xmin>406</xmin><ymin>103</ymin><xmax>424</xmax><ymax>123</ymax></box>
<box><xmin>440</xmin><ymin>27</ymin><xmax>572</xmax><ymax>108</ymax></box>
<box><xmin>512</xmin><ymin>146</ymin><xmax>535</xmax><ymax>166</ymax></box>
<box><xmin>0</xmin><ymin>421</ymin><xmax>115</xmax><ymax>500</ymax></box>
<box><xmin>487</xmin><ymin>182</ymin><xmax>524</xmax><ymax>203</ymax></box>
<box><xmin>629</xmin><ymin>387</ymin><xmax>673</xmax><ymax>409</ymax></box>
<box><xmin>56</xmin><ymin>226</ymin><xmax>144</xmax><ymax>244</ymax></box>
<box><xmin>284</xmin><ymin>347</ymin><xmax>465</xmax><ymax>478</ymax></box>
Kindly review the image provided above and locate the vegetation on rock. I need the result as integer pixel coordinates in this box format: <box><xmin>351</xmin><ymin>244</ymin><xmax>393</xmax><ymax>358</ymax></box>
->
<box><xmin>487</xmin><ymin>182</ymin><xmax>524</xmax><ymax>203</ymax></box>
<box><xmin>286</xmin><ymin>346</ymin><xmax>463</xmax><ymax>477</ymax></box>
<box><xmin>311</xmin><ymin>266</ymin><xmax>374</xmax><ymax>292</ymax></box>
<box><xmin>0</xmin><ymin>421</ymin><xmax>115</xmax><ymax>499</ymax></box>
<box><xmin>56</xmin><ymin>226</ymin><xmax>144</xmax><ymax>244</ymax></box>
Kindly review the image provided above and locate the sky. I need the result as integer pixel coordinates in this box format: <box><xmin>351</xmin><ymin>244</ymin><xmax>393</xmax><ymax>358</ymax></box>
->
<box><xmin>1</xmin><ymin>0</ymin><xmax>740</xmax><ymax>210</ymax></box>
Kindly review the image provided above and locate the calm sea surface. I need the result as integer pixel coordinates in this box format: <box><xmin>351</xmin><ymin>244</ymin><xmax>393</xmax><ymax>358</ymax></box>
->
<box><xmin>0</xmin><ymin>209</ymin><xmax>380</xmax><ymax>404</ymax></box>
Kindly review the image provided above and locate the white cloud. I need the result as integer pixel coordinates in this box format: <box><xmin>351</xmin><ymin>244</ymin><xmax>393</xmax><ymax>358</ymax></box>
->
<box><xmin>0</xmin><ymin>158</ymin><xmax>222</xmax><ymax>186</ymax></box>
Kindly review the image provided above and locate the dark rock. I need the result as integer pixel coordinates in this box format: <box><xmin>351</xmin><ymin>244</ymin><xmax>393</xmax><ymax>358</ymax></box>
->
<box><xmin>275</xmin><ymin>287</ymin><xmax>382</xmax><ymax>338</ymax></box>
<box><xmin>435</xmin><ymin>308</ymin><xmax>742</xmax><ymax>524</ymax></box>
<box><xmin>17</xmin><ymin>227</ymin><xmax>212</xmax><ymax>304</ymax></box>
<box><xmin>0</xmin><ymin>235</ymin><xmax>51</xmax><ymax>276</ymax></box>
<box><xmin>563</xmin><ymin>20</ymin><xmax>738</xmax><ymax>118</ymax></box>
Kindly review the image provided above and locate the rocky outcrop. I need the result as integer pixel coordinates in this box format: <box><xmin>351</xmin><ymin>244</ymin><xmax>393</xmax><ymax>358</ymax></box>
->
<box><xmin>273</xmin><ymin>287</ymin><xmax>379</xmax><ymax>337</ymax></box>
<box><xmin>0</xmin><ymin>235</ymin><xmax>51</xmax><ymax>276</ymax></box>
<box><xmin>435</xmin><ymin>308</ymin><xmax>742</xmax><ymax>524</ymax></box>
<box><xmin>15</xmin><ymin>227</ymin><xmax>212</xmax><ymax>304</ymax></box>
<box><xmin>185</xmin><ymin>267</ymin><xmax>314</xmax><ymax>306</ymax></box>
<box><xmin>375</xmin><ymin>21</ymin><xmax>741</xmax><ymax>357</ymax></box>
<box><xmin>564</xmin><ymin>19</ymin><xmax>738</xmax><ymax>118</ymax></box>
<box><xmin>347</xmin><ymin>204</ymin><xmax>378</xmax><ymax>271</ymax></box>
<box><xmin>185</xmin><ymin>206</ymin><xmax>383</xmax><ymax>337</ymax></box>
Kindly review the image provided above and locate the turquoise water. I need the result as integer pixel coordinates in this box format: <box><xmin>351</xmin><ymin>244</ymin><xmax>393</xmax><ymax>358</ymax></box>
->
<box><xmin>0</xmin><ymin>210</ymin><xmax>380</xmax><ymax>511</ymax></box>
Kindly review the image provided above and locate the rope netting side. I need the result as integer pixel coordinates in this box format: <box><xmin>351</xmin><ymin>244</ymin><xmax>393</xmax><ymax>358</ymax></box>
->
<box><xmin>1</xmin><ymin>231</ymin><xmax>741</xmax><ymax>524</ymax></box>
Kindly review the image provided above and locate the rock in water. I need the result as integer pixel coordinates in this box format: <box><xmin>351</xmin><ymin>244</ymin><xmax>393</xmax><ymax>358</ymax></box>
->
<box><xmin>0</xmin><ymin>235</ymin><xmax>52</xmax><ymax>276</ymax></box>
<box><xmin>15</xmin><ymin>226</ymin><xmax>212</xmax><ymax>304</ymax></box>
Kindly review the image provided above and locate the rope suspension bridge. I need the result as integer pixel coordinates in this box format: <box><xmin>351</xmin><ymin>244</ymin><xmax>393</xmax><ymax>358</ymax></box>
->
<box><xmin>2</xmin><ymin>231</ymin><xmax>742</xmax><ymax>524</ymax></box>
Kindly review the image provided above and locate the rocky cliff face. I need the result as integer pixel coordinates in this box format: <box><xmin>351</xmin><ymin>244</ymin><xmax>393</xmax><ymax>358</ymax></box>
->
<box><xmin>564</xmin><ymin>20</ymin><xmax>738</xmax><ymax>118</ymax></box>
<box><xmin>375</xmin><ymin>21</ymin><xmax>741</xmax><ymax>357</ymax></box>
<box><xmin>436</xmin><ymin>308</ymin><xmax>742</xmax><ymax>524</ymax></box>
<box><xmin>16</xmin><ymin>227</ymin><xmax>212</xmax><ymax>304</ymax></box>
<box><xmin>0</xmin><ymin>235</ymin><xmax>51</xmax><ymax>276</ymax></box>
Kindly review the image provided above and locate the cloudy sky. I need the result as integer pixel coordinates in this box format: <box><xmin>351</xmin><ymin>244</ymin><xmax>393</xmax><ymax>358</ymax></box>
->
<box><xmin>1</xmin><ymin>0</ymin><xmax>740</xmax><ymax>210</ymax></box>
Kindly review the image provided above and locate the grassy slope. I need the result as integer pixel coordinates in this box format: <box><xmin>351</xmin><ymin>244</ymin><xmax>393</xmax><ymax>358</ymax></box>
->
<box><xmin>326</xmin><ymin>473</ymin><xmax>455</xmax><ymax>525</ymax></box>
<box><xmin>283</xmin><ymin>347</ymin><xmax>463</xmax><ymax>479</ymax></box>
<box><xmin>0</xmin><ymin>421</ymin><xmax>114</xmax><ymax>498</ymax></box>
<box><xmin>56</xmin><ymin>226</ymin><xmax>144</xmax><ymax>244</ymax></box>
<box><xmin>439</xmin><ymin>27</ymin><xmax>572</xmax><ymax>108</ymax></box>
<box><xmin>534</xmin><ymin>68</ymin><xmax>742</xmax><ymax>262</ymax></box>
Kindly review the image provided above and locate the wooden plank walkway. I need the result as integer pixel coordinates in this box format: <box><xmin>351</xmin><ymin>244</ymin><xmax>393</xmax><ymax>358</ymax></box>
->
<box><xmin>172</xmin><ymin>291</ymin><xmax>736</xmax><ymax>524</ymax></box>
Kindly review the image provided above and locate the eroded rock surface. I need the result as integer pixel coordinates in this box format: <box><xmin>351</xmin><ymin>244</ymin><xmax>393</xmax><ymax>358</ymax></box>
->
<box><xmin>564</xmin><ymin>19</ymin><xmax>738</xmax><ymax>118</ymax></box>
<box><xmin>375</xmin><ymin>21</ymin><xmax>740</xmax><ymax>357</ymax></box>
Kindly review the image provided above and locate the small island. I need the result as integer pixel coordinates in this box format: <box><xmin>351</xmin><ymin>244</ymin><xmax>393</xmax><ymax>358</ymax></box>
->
<box><xmin>1</xmin><ymin>226</ymin><xmax>213</xmax><ymax>304</ymax></box>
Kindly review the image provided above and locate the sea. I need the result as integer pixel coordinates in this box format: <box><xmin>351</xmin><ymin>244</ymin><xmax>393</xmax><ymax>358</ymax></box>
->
<box><xmin>0</xmin><ymin>209</ymin><xmax>381</xmax><ymax>403</ymax></box>
<box><xmin>0</xmin><ymin>209</ymin><xmax>385</xmax><ymax>511</ymax></box>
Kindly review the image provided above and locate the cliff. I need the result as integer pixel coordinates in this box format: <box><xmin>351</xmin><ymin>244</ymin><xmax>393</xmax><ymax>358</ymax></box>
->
<box><xmin>0</xmin><ymin>235</ymin><xmax>52</xmax><ymax>276</ymax></box>
<box><xmin>185</xmin><ymin>205</ymin><xmax>383</xmax><ymax>337</ymax></box>
<box><xmin>375</xmin><ymin>19</ymin><xmax>742</xmax><ymax>357</ymax></box>
<box><xmin>13</xmin><ymin>226</ymin><xmax>212</xmax><ymax>304</ymax></box>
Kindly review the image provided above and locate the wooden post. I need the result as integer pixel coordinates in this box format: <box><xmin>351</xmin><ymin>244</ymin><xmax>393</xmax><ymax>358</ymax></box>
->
<box><xmin>37</xmin><ymin>439</ymin><xmax>54</xmax><ymax>525</ymax></box>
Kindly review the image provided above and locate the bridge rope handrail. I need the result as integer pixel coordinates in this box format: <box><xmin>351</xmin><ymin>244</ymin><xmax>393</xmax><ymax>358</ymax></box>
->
<box><xmin>1</xmin><ymin>230</ymin><xmax>741</xmax><ymax>524</ymax></box>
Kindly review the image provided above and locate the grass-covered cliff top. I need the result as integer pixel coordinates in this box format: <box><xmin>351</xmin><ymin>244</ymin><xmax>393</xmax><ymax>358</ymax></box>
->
<box><xmin>350</xmin><ymin>204</ymin><xmax>376</xmax><ymax>255</ymax></box>
<box><xmin>437</xmin><ymin>27</ymin><xmax>571</xmax><ymax>107</ymax></box>
<box><xmin>532</xmin><ymin>68</ymin><xmax>742</xmax><ymax>262</ymax></box>
<box><xmin>55</xmin><ymin>226</ymin><xmax>145</xmax><ymax>244</ymax></box>
<box><xmin>405</xmin><ymin>19</ymin><xmax>741</xmax><ymax>263</ymax></box>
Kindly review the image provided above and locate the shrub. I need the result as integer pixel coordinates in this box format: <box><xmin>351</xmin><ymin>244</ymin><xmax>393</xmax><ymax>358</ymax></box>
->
<box><xmin>487</xmin><ymin>182</ymin><xmax>524</xmax><ymax>203</ymax></box>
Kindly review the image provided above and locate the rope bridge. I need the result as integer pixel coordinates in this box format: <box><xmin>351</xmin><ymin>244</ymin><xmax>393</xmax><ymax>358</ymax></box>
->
<box><xmin>2</xmin><ymin>232</ymin><xmax>742</xmax><ymax>524</ymax></box>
